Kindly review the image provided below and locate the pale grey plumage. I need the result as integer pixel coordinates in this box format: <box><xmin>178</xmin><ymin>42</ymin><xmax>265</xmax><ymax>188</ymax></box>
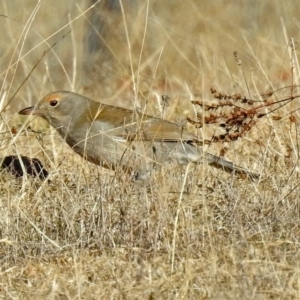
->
<box><xmin>19</xmin><ymin>91</ymin><xmax>257</xmax><ymax>179</ymax></box>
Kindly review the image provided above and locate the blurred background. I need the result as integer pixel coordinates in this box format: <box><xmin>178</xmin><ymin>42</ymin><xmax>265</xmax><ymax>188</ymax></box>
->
<box><xmin>1</xmin><ymin>0</ymin><xmax>299</xmax><ymax>111</ymax></box>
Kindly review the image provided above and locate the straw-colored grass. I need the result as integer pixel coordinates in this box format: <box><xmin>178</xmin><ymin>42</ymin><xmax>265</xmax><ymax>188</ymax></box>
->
<box><xmin>1</xmin><ymin>1</ymin><xmax>300</xmax><ymax>299</ymax></box>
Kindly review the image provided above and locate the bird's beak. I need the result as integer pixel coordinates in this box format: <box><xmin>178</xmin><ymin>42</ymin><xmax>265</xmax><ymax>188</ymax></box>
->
<box><xmin>18</xmin><ymin>106</ymin><xmax>43</xmax><ymax>116</ymax></box>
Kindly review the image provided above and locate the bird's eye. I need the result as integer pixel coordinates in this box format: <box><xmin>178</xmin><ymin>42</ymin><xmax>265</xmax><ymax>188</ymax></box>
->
<box><xmin>49</xmin><ymin>100</ymin><xmax>58</xmax><ymax>107</ymax></box>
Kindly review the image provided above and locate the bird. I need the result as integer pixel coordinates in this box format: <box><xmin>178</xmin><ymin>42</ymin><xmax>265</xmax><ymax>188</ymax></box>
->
<box><xmin>18</xmin><ymin>91</ymin><xmax>257</xmax><ymax>180</ymax></box>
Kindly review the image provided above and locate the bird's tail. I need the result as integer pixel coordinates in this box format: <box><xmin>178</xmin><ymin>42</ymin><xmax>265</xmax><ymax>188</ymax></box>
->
<box><xmin>203</xmin><ymin>152</ymin><xmax>259</xmax><ymax>180</ymax></box>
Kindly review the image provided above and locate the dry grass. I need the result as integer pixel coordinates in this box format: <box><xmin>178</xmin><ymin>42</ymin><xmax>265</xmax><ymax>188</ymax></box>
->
<box><xmin>1</xmin><ymin>0</ymin><xmax>300</xmax><ymax>299</ymax></box>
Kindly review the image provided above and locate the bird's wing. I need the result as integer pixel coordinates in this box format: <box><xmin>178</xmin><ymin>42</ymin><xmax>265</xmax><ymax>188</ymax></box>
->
<box><xmin>90</xmin><ymin>103</ymin><xmax>197</xmax><ymax>142</ymax></box>
<box><xmin>137</xmin><ymin>118</ymin><xmax>196</xmax><ymax>142</ymax></box>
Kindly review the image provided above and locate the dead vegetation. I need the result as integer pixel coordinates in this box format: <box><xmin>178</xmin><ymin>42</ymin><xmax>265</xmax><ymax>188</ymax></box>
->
<box><xmin>1</xmin><ymin>0</ymin><xmax>300</xmax><ymax>299</ymax></box>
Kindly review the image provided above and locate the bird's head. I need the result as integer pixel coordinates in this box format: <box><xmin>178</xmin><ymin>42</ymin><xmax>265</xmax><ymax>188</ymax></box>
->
<box><xmin>18</xmin><ymin>91</ymin><xmax>92</xmax><ymax>129</ymax></box>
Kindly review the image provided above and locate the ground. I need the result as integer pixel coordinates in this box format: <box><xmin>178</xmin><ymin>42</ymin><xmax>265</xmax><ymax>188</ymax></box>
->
<box><xmin>0</xmin><ymin>1</ymin><xmax>300</xmax><ymax>299</ymax></box>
